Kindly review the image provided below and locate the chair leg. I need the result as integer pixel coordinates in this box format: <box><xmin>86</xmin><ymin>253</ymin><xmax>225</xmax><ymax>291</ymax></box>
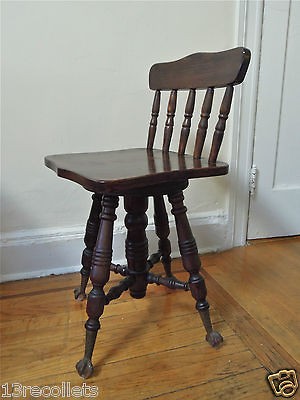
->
<box><xmin>76</xmin><ymin>195</ymin><xmax>119</xmax><ymax>379</ymax></box>
<box><xmin>153</xmin><ymin>195</ymin><xmax>172</xmax><ymax>277</ymax></box>
<box><xmin>74</xmin><ymin>193</ymin><xmax>102</xmax><ymax>301</ymax></box>
<box><xmin>168</xmin><ymin>190</ymin><xmax>223</xmax><ymax>347</ymax></box>
<box><xmin>124</xmin><ymin>195</ymin><xmax>149</xmax><ymax>299</ymax></box>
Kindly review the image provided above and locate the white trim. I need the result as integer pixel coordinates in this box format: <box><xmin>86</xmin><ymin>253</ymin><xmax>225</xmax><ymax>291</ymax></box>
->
<box><xmin>0</xmin><ymin>210</ymin><xmax>229</xmax><ymax>282</ymax></box>
<box><xmin>229</xmin><ymin>0</ymin><xmax>264</xmax><ymax>246</ymax></box>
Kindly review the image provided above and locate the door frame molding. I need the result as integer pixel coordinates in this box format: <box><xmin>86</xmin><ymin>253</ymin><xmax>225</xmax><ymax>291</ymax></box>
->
<box><xmin>228</xmin><ymin>0</ymin><xmax>264</xmax><ymax>247</ymax></box>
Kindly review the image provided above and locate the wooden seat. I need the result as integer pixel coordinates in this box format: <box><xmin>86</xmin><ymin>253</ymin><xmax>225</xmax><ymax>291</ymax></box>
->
<box><xmin>45</xmin><ymin>149</ymin><xmax>228</xmax><ymax>194</ymax></box>
<box><xmin>45</xmin><ymin>47</ymin><xmax>250</xmax><ymax>379</ymax></box>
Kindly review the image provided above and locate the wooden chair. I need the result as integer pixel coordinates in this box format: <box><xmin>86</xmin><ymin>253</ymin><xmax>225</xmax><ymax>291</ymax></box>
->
<box><xmin>45</xmin><ymin>47</ymin><xmax>251</xmax><ymax>379</ymax></box>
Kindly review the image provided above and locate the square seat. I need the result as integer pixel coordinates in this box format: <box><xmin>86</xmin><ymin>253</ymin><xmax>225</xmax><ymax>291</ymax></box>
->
<box><xmin>45</xmin><ymin>148</ymin><xmax>228</xmax><ymax>193</ymax></box>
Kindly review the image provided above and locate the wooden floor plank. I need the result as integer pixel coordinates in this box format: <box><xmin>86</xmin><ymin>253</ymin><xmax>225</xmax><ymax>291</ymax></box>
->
<box><xmin>0</xmin><ymin>262</ymin><xmax>173</xmax><ymax>298</ymax></box>
<box><xmin>203</xmin><ymin>237</ymin><xmax>300</xmax><ymax>366</ymax></box>
<box><xmin>147</xmin><ymin>368</ymin><xmax>273</xmax><ymax>400</ymax></box>
<box><xmin>1</xmin><ymin>313</ymin><xmax>229</xmax><ymax>372</ymax></box>
<box><xmin>203</xmin><ymin>268</ymin><xmax>299</xmax><ymax>373</ymax></box>
<box><xmin>2</xmin><ymin>339</ymin><xmax>260</xmax><ymax>400</ymax></box>
<box><xmin>1</xmin><ymin>237</ymin><xmax>299</xmax><ymax>399</ymax></box>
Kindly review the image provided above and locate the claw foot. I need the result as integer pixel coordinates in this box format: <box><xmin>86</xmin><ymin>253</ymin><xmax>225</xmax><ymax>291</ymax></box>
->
<box><xmin>76</xmin><ymin>358</ymin><xmax>94</xmax><ymax>379</ymax></box>
<box><xmin>74</xmin><ymin>288</ymin><xmax>87</xmax><ymax>301</ymax></box>
<box><xmin>206</xmin><ymin>330</ymin><xmax>223</xmax><ymax>348</ymax></box>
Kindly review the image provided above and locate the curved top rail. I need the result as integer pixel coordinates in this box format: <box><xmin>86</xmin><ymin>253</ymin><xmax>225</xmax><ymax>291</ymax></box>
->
<box><xmin>149</xmin><ymin>47</ymin><xmax>251</xmax><ymax>90</ymax></box>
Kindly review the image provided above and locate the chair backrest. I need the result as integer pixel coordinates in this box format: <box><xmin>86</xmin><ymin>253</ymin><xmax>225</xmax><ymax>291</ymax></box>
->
<box><xmin>147</xmin><ymin>47</ymin><xmax>251</xmax><ymax>163</ymax></box>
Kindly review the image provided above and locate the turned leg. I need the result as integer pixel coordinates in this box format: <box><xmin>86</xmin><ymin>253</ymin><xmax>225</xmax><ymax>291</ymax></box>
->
<box><xmin>153</xmin><ymin>195</ymin><xmax>172</xmax><ymax>277</ymax></box>
<box><xmin>168</xmin><ymin>190</ymin><xmax>223</xmax><ymax>347</ymax></box>
<box><xmin>124</xmin><ymin>195</ymin><xmax>149</xmax><ymax>299</ymax></box>
<box><xmin>74</xmin><ymin>193</ymin><xmax>102</xmax><ymax>301</ymax></box>
<box><xmin>76</xmin><ymin>195</ymin><xmax>119</xmax><ymax>379</ymax></box>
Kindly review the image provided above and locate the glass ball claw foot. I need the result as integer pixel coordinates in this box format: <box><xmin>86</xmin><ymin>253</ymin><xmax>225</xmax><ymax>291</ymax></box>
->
<box><xmin>76</xmin><ymin>358</ymin><xmax>94</xmax><ymax>379</ymax></box>
<box><xmin>206</xmin><ymin>330</ymin><xmax>223</xmax><ymax>347</ymax></box>
<box><xmin>74</xmin><ymin>287</ymin><xmax>87</xmax><ymax>301</ymax></box>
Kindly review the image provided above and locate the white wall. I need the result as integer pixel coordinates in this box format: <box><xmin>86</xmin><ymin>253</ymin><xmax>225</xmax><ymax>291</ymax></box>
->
<box><xmin>1</xmin><ymin>1</ymin><xmax>238</xmax><ymax>281</ymax></box>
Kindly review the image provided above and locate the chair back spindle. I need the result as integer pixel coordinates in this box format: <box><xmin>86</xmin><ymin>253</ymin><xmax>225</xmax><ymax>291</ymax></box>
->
<box><xmin>193</xmin><ymin>87</ymin><xmax>214</xmax><ymax>159</ymax></box>
<box><xmin>208</xmin><ymin>85</ymin><xmax>234</xmax><ymax>163</ymax></box>
<box><xmin>178</xmin><ymin>89</ymin><xmax>196</xmax><ymax>155</ymax></box>
<box><xmin>148</xmin><ymin>47</ymin><xmax>251</xmax><ymax>162</ymax></box>
<box><xmin>147</xmin><ymin>90</ymin><xmax>161</xmax><ymax>150</ymax></box>
<box><xmin>163</xmin><ymin>90</ymin><xmax>177</xmax><ymax>152</ymax></box>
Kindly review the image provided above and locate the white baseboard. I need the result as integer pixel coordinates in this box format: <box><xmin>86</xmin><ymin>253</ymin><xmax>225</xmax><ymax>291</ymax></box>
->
<box><xmin>0</xmin><ymin>211</ymin><xmax>229</xmax><ymax>282</ymax></box>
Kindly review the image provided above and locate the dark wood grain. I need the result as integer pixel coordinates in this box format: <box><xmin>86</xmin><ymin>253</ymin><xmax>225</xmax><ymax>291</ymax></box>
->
<box><xmin>124</xmin><ymin>196</ymin><xmax>149</xmax><ymax>299</ymax></box>
<box><xmin>147</xmin><ymin>89</ymin><xmax>161</xmax><ymax>150</ymax></box>
<box><xmin>193</xmin><ymin>88</ymin><xmax>214</xmax><ymax>158</ymax></box>
<box><xmin>45</xmin><ymin>149</ymin><xmax>228</xmax><ymax>194</ymax></box>
<box><xmin>44</xmin><ymin>47</ymin><xmax>251</xmax><ymax>381</ymax></box>
<box><xmin>149</xmin><ymin>47</ymin><xmax>250</xmax><ymax>90</ymax></box>
<box><xmin>163</xmin><ymin>90</ymin><xmax>177</xmax><ymax>152</ymax></box>
<box><xmin>153</xmin><ymin>195</ymin><xmax>172</xmax><ymax>277</ymax></box>
<box><xmin>178</xmin><ymin>89</ymin><xmax>196</xmax><ymax>155</ymax></box>
<box><xmin>209</xmin><ymin>85</ymin><xmax>234</xmax><ymax>163</ymax></box>
<box><xmin>3</xmin><ymin>239</ymin><xmax>299</xmax><ymax>398</ymax></box>
<box><xmin>45</xmin><ymin>47</ymin><xmax>250</xmax><ymax>192</ymax></box>
<box><xmin>76</xmin><ymin>195</ymin><xmax>119</xmax><ymax>379</ymax></box>
<box><xmin>74</xmin><ymin>193</ymin><xmax>102</xmax><ymax>301</ymax></box>
<box><xmin>168</xmin><ymin>190</ymin><xmax>223</xmax><ymax>347</ymax></box>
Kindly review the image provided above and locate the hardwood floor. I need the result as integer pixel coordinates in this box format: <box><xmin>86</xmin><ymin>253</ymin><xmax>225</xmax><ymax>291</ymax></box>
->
<box><xmin>1</xmin><ymin>237</ymin><xmax>299</xmax><ymax>399</ymax></box>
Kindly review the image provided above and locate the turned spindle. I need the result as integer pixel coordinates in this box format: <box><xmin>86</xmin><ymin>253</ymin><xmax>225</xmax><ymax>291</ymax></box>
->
<box><xmin>163</xmin><ymin>89</ymin><xmax>177</xmax><ymax>152</ymax></box>
<box><xmin>74</xmin><ymin>193</ymin><xmax>102</xmax><ymax>301</ymax></box>
<box><xmin>147</xmin><ymin>90</ymin><xmax>161</xmax><ymax>149</ymax></box>
<box><xmin>178</xmin><ymin>89</ymin><xmax>196</xmax><ymax>155</ymax></box>
<box><xmin>193</xmin><ymin>88</ymin><xmax>214</xmax><ymax>159</ymax></box>
<box><xmin>208</xmin><ymin>85</ymin><xmax>234</xmax><ymax>163</ymax></box>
